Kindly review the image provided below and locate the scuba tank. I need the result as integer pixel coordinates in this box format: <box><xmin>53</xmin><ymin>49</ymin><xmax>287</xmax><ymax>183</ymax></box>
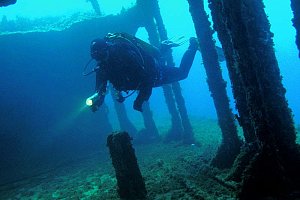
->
<box><xmin>105</xmin><ymin>32</ymin><xmax>161</xmax><ymax>61</ymax></box>
<box><xmin>83</xmin><ymin>32</ymin><xmax>161</xmax><ymax>76</ymax></box>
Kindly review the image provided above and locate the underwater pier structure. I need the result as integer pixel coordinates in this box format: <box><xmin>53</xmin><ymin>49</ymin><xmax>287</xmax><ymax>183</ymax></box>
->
<box><xmin>0</xmin><ymin>0</ymin><xmax>16</xmax><ymax>7</ymax></box>
<box><xmin>107</xmin><ymin>132</ymin><xmax>147</xmax><ymax>200</ymax></box>
<box><xmin>138</xmin><ymin>0</ymin><xmax>196</xmax><ymax>144</ymax></box>
<box><xmin>291</xmin><ymin>0</ymin><xmax>300</xmax><ymax>57</ymax></box>
<box><xmin>187</xmin><ymin>0</ymin><xmax>241</xmax><ymax>169</ymax></box>
<box><xmin>209</xmin><ymin>0</ymin><xmax>300</xmax><ymax>198</ymax></box>
<box><xmin>87</xmin><ymin>0</ymin><xmax>102</xmax><ymax>16</ymax></box>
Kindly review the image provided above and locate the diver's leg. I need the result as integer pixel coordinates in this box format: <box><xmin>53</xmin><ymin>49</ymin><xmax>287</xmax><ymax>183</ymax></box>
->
<box><xmin>133</xmin><ymin>86</ymin><xmax>152</xmax><ymax>112</ymax></box>
<box><xmin>161</xmin><ymin>37</ymin><xmax>198</xmax><ymax>84</ymax></box>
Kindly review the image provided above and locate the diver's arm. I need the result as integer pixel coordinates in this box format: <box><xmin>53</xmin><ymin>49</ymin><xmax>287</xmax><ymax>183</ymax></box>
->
<box><xmin>133</xmin><ymin>85</ymin><xmax>152</xmax><ymax>112</ymax></box>
<box><xmin>95</xmin><ymin>68</ymin><xmax>107</xmax><ymax>94</ymax></box>
<box><xmin>92</xmin><ymin>68</ymin><xmax>107</xmax><ymax>111</ymax></box>
<box><xmin>95</xmin><ymin>80</ymin><xmax>107</xmax><ymax>106</ymax></box>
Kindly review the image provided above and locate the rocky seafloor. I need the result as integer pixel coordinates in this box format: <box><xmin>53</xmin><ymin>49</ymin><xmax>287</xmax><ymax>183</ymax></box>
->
<box><xmin>0</xmin><ymin>119</ymin><xmax>299</xmax><ymax>200</ymax></box>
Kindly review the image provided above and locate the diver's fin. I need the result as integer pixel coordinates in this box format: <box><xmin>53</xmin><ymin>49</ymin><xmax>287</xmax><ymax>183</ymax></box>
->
<box><xmin>161</xmin><ymin>36</ymin><xmax>189</xmax><ymax>49</ymax></box>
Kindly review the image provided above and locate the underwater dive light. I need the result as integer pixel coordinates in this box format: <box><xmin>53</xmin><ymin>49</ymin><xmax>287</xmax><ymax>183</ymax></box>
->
<box><xmin>86</xmin><ymin>92</ymin><xmax>99</xmax><ymax>106</ymax></box>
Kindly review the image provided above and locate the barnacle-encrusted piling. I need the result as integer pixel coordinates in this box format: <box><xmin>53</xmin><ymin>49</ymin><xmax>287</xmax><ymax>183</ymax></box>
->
<box><xmin>209</xmin><ymin>0</ymin><xmax>300</xmax><ymax>198</ymax></box>
<box><xmin>137</xmin><ymin>0</ymin><xmax>191</xmax><ymax>142</ymax></box>
<box><xmin>107</xmin><ymin>132</ymin><xmax>147</xmax><ymax>200</ymax></box>
<box><xmin>151</xmin><ymin>0</ymin><xmax>195</xmax><ymax>143</ymax></box>
<box><xmin>187</xmin><ymin>0</ymin><xmax>241</xmax><ymax>168</ymax></box>
<box><xmin>291</xmin><ymin>0</ymin><xmax>300</xmax><ymax>57</ymax></box>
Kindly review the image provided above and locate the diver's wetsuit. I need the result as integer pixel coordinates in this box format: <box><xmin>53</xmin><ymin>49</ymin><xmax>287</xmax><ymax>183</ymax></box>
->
<box><xmin>94</xmin><ymin>37</ymin><xmax>198</xmax><ymax>112</ymax></box>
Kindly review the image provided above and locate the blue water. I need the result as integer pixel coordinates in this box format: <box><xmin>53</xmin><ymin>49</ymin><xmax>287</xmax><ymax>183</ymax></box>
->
<box><xmin>0</xmin><ymin>0</ymin><xmax>299</xmax><ymax>190</ymax></box>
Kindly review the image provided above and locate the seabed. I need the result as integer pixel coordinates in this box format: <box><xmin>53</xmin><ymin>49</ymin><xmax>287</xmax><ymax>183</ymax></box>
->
<box><xmin>0</xmin><ymin>118</ymin><xmax>299</xmax><ymax>200</ymax></box>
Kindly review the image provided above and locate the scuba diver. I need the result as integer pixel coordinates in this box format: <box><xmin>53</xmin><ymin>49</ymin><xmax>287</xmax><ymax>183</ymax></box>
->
<box><xmin>85</xmin><ymin>32</ymin><xmax>198</xmax><ymax>112</ymax></box>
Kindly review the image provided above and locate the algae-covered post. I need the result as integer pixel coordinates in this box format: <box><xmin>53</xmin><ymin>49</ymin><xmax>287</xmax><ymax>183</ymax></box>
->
<box><xmin>209</xmin><ymin>0</ymin><xmax>300</xmax><ymax>198</ymax></box>
<box><xmin>208</xmin><ymin>0</ymin><xmax>257</xmax><ymax>182</ymax></box>
<box><xmin>291</xmin><ymin>0</ymin><xmax>300</xmax><ymax>58</ymax></box>
<box><xmin>0</xmin><ymin>0</ymin><xmax>16</xmax><ymax>7</ymax></box>
<box><xmin>208</xmin><ymin>0</ymin><xmax>256</xmax><ymax>144</ymax></box>
<box><xmin>139</xmin><ymin>103</ymin><xmax>160</xmax><ymax>143</ymax></box>
<box><xmin>107</xmin><ymin>132</ymin><xmax>147</xmax><ymax>200</ymax></box>
<box><xmin>187</xmin><ymin>0</ymin><xmax>241</xmax><ymax>169</ymax></box>
<box><xmin>139</xmin><ymin>0</ymin><xmax>195</xmax><ymax>143</ymax></box>
<box><xmin>238</xmin><ymin>1</ymin><xmax>300</xmax><ymax>196</ymax></box>
<box><xmin>137</xmin><ymin>0</ymin><xmax>184</xmax><ymax>142</ymax></box>
<box><xmin>87</xmin><ymin>0</ymin><xmax>102</xmax><ymax>15</ymax></box>
<box><xmin>153</xmin><ymin>0</ymin><xmax>195</xmax><ymax>144</ymax></box>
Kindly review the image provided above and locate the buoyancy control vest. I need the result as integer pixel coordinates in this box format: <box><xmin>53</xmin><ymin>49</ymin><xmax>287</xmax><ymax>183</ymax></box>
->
<box><xmin>105</xmin><ymin>32</ymin><xmax>161</xmax><ymax>61</ymax></box>
<box><xmin>103</xmin><ymin>33</ymin><xmax>162</xmax><ymax>91</ymax></box>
